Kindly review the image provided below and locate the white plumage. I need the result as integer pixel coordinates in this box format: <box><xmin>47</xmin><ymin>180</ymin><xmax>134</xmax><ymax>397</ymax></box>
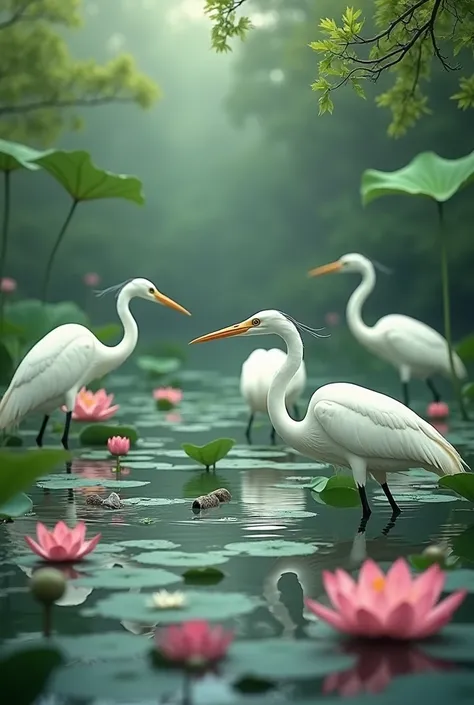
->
<box><xmin>240</xmin><ymin>348</ymin><xmax>306</xmax><ymax>443</ymax></box>
<box><xmin>191</xmin><ymin>310</ymin><xmax>468</xmax><ymax>521</ymax></box>
<box><xmin>309</xmin><ymin>253</ymin><xmax>467</xmax><ymax>407</ymax></box>
<box><xmin>0</xmin><ymin>278</ymin><xmax>190</xmax><ymax>448</ymax></box>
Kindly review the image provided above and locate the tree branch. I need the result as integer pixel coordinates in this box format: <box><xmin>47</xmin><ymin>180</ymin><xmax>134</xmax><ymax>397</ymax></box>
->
<box><xmin>0</xmin><ymin>95</ymin><xmax>134</xmax><ymax>116</ymax></box>
<box><xmin>0</xmin><ymin>0</ymin><xmax>38</xmax><ymax>30</ymax></box>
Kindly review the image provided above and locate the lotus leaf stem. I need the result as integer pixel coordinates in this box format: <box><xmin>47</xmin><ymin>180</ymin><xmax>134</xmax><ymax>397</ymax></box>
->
<box><xmin>41</xmin><ymin>198</ymin><xmax>79</xmax><ymax>302</ymax></box>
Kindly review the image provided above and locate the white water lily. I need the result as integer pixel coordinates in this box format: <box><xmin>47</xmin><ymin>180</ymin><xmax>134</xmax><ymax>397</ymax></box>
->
<box><xmin>148</xmin><ymin>590</ymin><xmax>186</xmax><ymax>609</ymax></box>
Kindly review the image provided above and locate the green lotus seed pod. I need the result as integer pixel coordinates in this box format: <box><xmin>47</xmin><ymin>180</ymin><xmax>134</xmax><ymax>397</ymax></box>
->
<box><xmin>30</xmin><ymin>568</ymin><xmax>67</xmax><ymax>604</ymax></box>
<box><xmin>422</xmin><ymin>544</ymin><xmax>448</xmax><ymax>560</ymax></box>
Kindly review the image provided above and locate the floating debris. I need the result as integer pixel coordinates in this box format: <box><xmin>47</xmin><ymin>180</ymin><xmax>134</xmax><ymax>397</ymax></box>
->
<box><xmin>192</xmin><ymin>487</ymin><xmax>232</xmax><ymax>511</ymax></box>
<box><xmin>86</xmin><ymin>492</ymin><xmax>123</xmax><ymax>509</ymax></box>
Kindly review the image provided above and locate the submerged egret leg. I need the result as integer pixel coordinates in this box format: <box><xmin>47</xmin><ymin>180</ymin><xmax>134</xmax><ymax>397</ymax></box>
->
<box><xmin>270</xmin><ymin>426</ymin><xmax>276</xmax><ymax>445</ymax></box>
<box><xmin>61</xmin><ymin>411</ymin><xmax>72</xmax><ymax>450</ymax></box>
<box><xmin>426</xmin><ymin>377</ymin><xmax>441</xmax><ymax>403</ymax></box>
<box><xmin>36</xmin><ymin>415</ymin><xmax>49</xmax><ymax>447</ymax></box>
<box><xmin>245</xmin><ymin>413</ymin><xmax>254</xmax><ymax>445</ymax></box>
<box><xmin>381</xmin><ymin>482</ymin><xmax>401</xmax><ymax>515</ymax></box>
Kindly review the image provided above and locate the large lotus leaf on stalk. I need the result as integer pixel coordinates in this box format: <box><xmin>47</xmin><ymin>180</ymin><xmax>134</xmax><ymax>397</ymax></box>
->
<box><xmin>30</xmin><ymin>150</ymin><xmax>145</xmax><ymax>301</ymax></box>
<box><xmin>361</xmin><ymin>150</ymin><xmax>474</xmax><ymax>421</ymax></box>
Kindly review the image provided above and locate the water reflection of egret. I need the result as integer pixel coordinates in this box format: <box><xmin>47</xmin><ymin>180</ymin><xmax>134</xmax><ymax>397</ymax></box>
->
<box><xmin>240</xmin><ymin>468</ymin><xmax>306</xmax><ymax>529</ymax></box>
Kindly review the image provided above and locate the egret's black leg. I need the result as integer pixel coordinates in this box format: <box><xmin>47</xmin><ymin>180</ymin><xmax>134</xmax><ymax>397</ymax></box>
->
<box><xmin>293</xmin><ymin>404</ymin><xmax>300</xmax><ymax>420</ymax></box>
<box><xmin>245</xmin><ymin>414</ymin><xmax>254</xmax><ymax>445</ymax></box>
<box><xmin>426</xmin><ymin>378</ymin><xmax>441</xmax><ymax>403</ymax></box>
<box><xmin>61</xmin><ymin>411</ymin><xmax>72</xmax><ymax>450</ymax></box>
<box><xmin>357</xmin><ymin>484</ymin><xmax>372</xmax><ymax>520</ymax></box>
<box><xmin>381</xmin><ymin>512</ymin><xmax>401</xmax><ymax>536</ymax></box>
<box><xmin>381</xmin><ymin>482</ymin><xmax>401</xmax><ymax>515</ymax></box>
<box><xmin>36</xmin><ymin>415</ymin><xmax>49</xmax><ymax>447</ymax></box>
<box><xmin>270</xmin><ymin>426</ymin><xmax>276</xmax><ymax>445</ymax></box>
<box><xmin>402</xmin><ymin>382</ymin><xmax>410</xmax><ymax>407</ymax></box>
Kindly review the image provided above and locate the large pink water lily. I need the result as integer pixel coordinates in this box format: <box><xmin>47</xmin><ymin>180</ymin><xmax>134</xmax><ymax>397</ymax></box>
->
<box><xmin>25</xmin><ymin>521</ymin><xmax>101</xmax><ymax>563</ymax></box>
<box><xmin>63</xmin><ymin>387</ymin><xmax>119</xmax><ymax>421</ymax></box>
<box><xmin>305</xmin><ymin>558</ymin><xmax>466</xmax><ymax>640</ymax></box>
<box><xmin>155</xmin><ymin>620</ymin><xmax>233</xmax><ymax>669</ymax></box>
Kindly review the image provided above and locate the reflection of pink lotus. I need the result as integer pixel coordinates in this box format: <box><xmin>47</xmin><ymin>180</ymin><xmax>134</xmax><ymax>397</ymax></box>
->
<box><xmin>25</xmin><ymin>521</ymin><xmax>101</xmax><ymax>563</ymax></box>
<box><xmin>0</xmin><ymin>277</ymin><xmax>16</xmax><ymax>293</ymax></box>
<box><xmin>84</xmin><ymin>272</ymin><xmax>100</xmax><ymax>287</ymax></box>
<box><xmin>166</xmin><ymin>412</ymin><xmax>182</xmax><ymax>424</ymax></box>
<box><xmin>427</xmin><ymin>401</ymin><xmax>449</xmax><ymax>420</ymax></box>
<box><xmin>431</xmin><ymin>421</ymin><xmax>449</xmax><ymax>436</ymax></box>
<box><xmin>64</xmin><ymin>387</ymin><xmax>119</xmax><ymax>421</ymax></box>
<box><xmin>155</xmin><ymin>620</ymin><xmax>233</xmax><ymax>668</ymax></box>
<box><xmin>72</xmin><ymin>460</ymin><xmax>130</xmax><ymax>485</ymax></box>
<box><xmin>325</xmin><ymin>311</ymin><xmax>340</xmax><ymax>327</ymax></box>
<box><xmin>153</xmin><ymin>387</ymin><xmax>182</xmax><ymax>407</ymax></box>
<box><xmin>323</xmin><ymin>641</ymin><xmax>453</xmax><ymax>696</ymax></box>
<box><xmin>107</xmin><ymin>436</ymin><xmax>130</xmax><ymax>456</ymax></box>
<box><xmin>305</xmin><ymin>558</ymin><xmax>466</xmax><ymax>640</ymax></box>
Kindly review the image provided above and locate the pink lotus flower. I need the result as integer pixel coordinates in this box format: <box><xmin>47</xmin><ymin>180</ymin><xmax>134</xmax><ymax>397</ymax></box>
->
<box><xmin>25</xmin><ymin>521</ymin><xmax>101</xmax><ymax>563</ymax></box>
<box><xmin>84</xmin><ymin>272</ymin><xmax>100</xmax><ymax>287</ymax></box>
<box><xmin>322</xmin><ymin>641</ymin><xmax>452</xmax><ymax>696</ymax></box>
<box><xmin>65</xmin><ymin>387</ymin><xmax>119</xmax><ymax>421</ymax></box>
<box><xmin>107</xmin><ymin>435</ymin><xmax>130</xmax><ymax>456</ymax></box>
<box><xmin>155</xmin><ymin>620</ymin><xmax>233</xmax><ymax>669</ymax></box>
<box><xmin>305</xmin><ymin>558</ymin><xmax>466</xmax><ymax>640</ymax></box>
<box><xmin>153</xmin><ymin>387</ymin><xmax>183</xmax><ymax>406</ymax></box>
<box><xmin>0</xmin><ymin>277</ymin><xmax>16</xmax><ymax>293</ymax></box>
<box><xmin>427</xmin><ymin>401</ymin><xmax>449</xmax><ymax>420</ymax></box>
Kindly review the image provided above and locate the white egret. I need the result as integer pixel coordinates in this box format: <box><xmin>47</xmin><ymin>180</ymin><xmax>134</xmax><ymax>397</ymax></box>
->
<box><xmin>190</xmin><ymin>310</ymin><xmax>468</xmax><ymax>522</ymax></box>
<box><xmin>0</xmin><ymin>278</ymin><xmax>190</xmax><ymax>449</ymax></box>
<box><xmin>240</xmin><ymin>348</ymin><xmax>306</xmax><ymax>444</ymax></box>
<box><xmin>308</xmin><ymin>253</ymin><xmax>467</xmax><ymax>408</ymax></box>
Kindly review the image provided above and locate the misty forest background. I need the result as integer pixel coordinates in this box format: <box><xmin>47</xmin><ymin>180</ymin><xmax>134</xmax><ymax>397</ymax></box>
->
<box><xmin>1</xmin><ymin>0</ymin><xmax>473</xmax><ymax>389</ymax></box>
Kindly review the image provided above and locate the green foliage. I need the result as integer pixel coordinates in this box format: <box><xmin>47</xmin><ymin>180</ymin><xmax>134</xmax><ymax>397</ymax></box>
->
<box><xmin>0</xmin><ymin>139</ymin><xmax>44</xmax><ymax>172</ymax></box>
<box><xmin>439</xmin><ymin>474</ymin><xmax>474</xmax><ymax>503</ymax></box>
<box><xmin>0</xmin><ymin>0</ymin><xmax>159</xmax><ymax>144</ymax></box>
<box><xmin>408</xmin><ymin>553</ymin><xmax>459</xmax><ymax>571</ymax></box>
<box><xmin>310</xmin><ymin>474</ymin><xmax>360</xmax><ymax>508</ymax></box>
<box><xmin>79</xmin><ymin>424</ymin><xmax>139</xmax><ymax>447</ymax></box>
<box><xmin>361</xmin><ymin>150</ymin><xmax>474</xmax><ymax>205</ymax></box>
<box><xmin>33</xmin><ymin>150</ymin><xmax>145</xmax><ymax>204</ymax></box>
<box><xmin>5</xmin><ymin>299</ymin><xmax>88</xmax><ymax>349</ymax></box>
<box><xmin>91</xmin><ymin>324</ymin><xmax>122</xmax><ymax>345</ymax></box>
<box><xmin>182</xmin><ymin>437</ymin><xmax>235</xmax><ymax>469</ymax></box>
<box><xmin>457</xmin><ymin>334</ymin><xmax>474</xmax><ymax>364</ymax></box>
<box><xmin>309</xmin><ymin>1</ymin><xmax>474</xmax><ymax>136</ymax></box>
<box><xmin>0</xmin><ymin>646</ymin><xmax>64</xmax><ymax>705</ymax></box>
<box><xmin>205</xmin><ymin>0</ymin><xmax>252</xmax><ymax>52</ymax></box>
<box><xmin>0</xmin><ymin>492</ymin><xmax>32</xmax><ymax>519</ymax></box>
<box><xmin>182</xmin><ymin>567</ymin><xmax>225</xmax><ymax>585</ymax></box>
<box><xmin>0</xmin><ymin>448</ymin><xmax>70</xmax><ymax>506</ymax></box>
<box><xmin>136</xmin><ymin>355</ymin><xmax>182</xmax><ymax>378</ymax></box>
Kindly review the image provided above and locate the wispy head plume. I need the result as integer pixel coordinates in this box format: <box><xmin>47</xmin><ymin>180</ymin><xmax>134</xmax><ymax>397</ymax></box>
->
<box><xmin>281</xmin><ymin>312</ymin><xmax>331</xmax><ymax>339</ymax></box>
<box><xmin>94</xmin><ymin>278</ymin><xmax>133</xmax><ymax>299</ymax></box>
<box><xmin>371</xmin><ymin>258</ymin><xmax>392</xmax><ymax>275</ymax></box>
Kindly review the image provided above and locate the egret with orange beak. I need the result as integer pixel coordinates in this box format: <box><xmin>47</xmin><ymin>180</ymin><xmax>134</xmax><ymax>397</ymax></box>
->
<box><xmin>190</xmin><ymin>309</ymin><xmax>468</xmax><ymax>524</ymax></box>
<box><xmin>0</xmin><ymin>277</ymin><xmax>190</xmax><ymax>450</ymax></box>
<box><xmin>308</xmin><ymin>253</ymin><xmax>466</xmax><ymax>408</ymax></box>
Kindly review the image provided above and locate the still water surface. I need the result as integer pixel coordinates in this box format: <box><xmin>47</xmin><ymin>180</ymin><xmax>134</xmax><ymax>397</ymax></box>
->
<box><xmin>1</xmin><ymin>370</ymin><xmax>474</xmax><ymax>704</ymax></box>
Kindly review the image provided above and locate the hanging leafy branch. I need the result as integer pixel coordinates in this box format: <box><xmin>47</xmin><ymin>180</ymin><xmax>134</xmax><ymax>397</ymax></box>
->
<box><xmin>310</xmin><ymin>0</ymin><xmax>474</xmax><ymax>136</ymax></box>
<box><xmin>204</xmin><ymin>0</ymin><xmax>252</xmax><ymax>52</ymax></box>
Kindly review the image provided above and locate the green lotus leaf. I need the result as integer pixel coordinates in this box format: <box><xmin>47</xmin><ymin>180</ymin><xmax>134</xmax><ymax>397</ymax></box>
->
<box><xmin>78</xmin><ymin>424</ymin><xmax>139</xmax><ymax>447</ymax></box>
<box><xmin>117</xmin><ymin>539</ymin><xmax>180</xmax><ymax>550</ymax></box>
<box><xmin>5</xmin><ymin>299</ymin><xmax>88</xmax><ymax>347</ymax></box>
<box><xmin>90</xmin><ymin>323</ymin><xmax>122</xmax><ymax>344</ymax></box>
<box><xmin>0</xmin><ymin>138</ymin><xmax>46</xmax><ymax>172</ymax></box>
<box><xmin>224</xmin><ymin>540</ymin><xmax>318</xmax><ymax>557</ymax></box>
<box><xmin>182</xmin><ymin>437</ymin><xmax>235</xmax><ymax>468</ymax></box>
<box><xmin>0</xmin><ymin>645</ymin><xmax>64</xmax><ymax>705</ymax></box>
<box><xmin>134</xmin><ymin>550</ymin><xmax>229</xmax><ymax>567</ymax></box>
<box><xmin>361</xmin><ymin>150</ymin><xmax>474</xmax><ymax>205</ymax></box>
<box><xmin>37</xmin><ymin>475</ymin><xmax>148</xmax><ymax>490</ymax></box>
<box><xmin>136</xmin><ymin>355</ymin><xmax>181</xmax><ymax>377</ymax></box>
<box><xmin>0</xmin><ymin>449</ymin><xmax>70</xmax><ymax>506</ymax></box>
<box><xmin>182</xmin><ymin>567</ymin><xmax>225</xmax><ymax>585</ymax></box>
<box><xmin>0</xmin><ymin>492</ymin><xmax>32</xmax><ymax>519</ymax></box>
<box><xmin>439</xmin><ymin>474</ymin><xmax>474</xmax><ymax>502</ymax></box>
<box><xmin>72</xmin><ymin>567</ymin><xmax>181</xmax><ymax>590</ymax></box>
<box><xmin>32</xmin><ymin>150</ymin><xmax>144</xmax><ymax>203</ymax></box>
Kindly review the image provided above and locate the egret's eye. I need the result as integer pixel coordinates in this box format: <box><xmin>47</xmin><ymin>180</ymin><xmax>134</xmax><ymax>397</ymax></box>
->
<box><xmin>148</xmin><ymin>287</ymin><xmax>155</xmax><ymax>295</ymax></box>
<box><xmin>252</xmin><ymin>318</ymin><xmax>260</xmax><ymax>326</ymax></box>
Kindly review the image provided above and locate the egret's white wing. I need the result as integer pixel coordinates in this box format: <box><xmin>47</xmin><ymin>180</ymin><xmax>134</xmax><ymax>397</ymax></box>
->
<box><xmin>313</xmin><ymin>382</ymin><xmax>465</xmax><ymax>474</ymax></box>
<box><xmin>377</xmin><ymin>314</ymin><xmax>466</xmax><ymax>377</ymax></box>
<box><xmin>0</xmin><ymin>324</ymin><xmax>95</xmax><ymax>427</ymax></box>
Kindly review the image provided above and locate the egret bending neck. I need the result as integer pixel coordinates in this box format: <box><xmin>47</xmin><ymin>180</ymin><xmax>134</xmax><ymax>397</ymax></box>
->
<box><xmin>107</xmin><ymin>289</ymin><xmax>139</xmax><ymax>367</ymax></box>
<box><xmin>267</xmin><ymin>325</ymin><xmax>303</xmax><ymax>444</ymax></box>
<box><xmin>346</xmin><ymin>265</ymin><xmax>376</xmax><ymax>343</ymax></box>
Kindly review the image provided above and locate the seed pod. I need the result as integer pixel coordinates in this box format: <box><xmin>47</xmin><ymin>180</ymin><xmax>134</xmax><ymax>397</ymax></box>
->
<box><xmin>30</xmin><ymin>568</ymin><xmax>66</xmax><ymax>605</ymax></box>
<box><xmin>192</xmin><ymin>493</ymin><xmax>220</xmax><ymax>510</ymax></box>
<box><xmin>211</xmin><ymin>488</ymin><xmax>231</xmax><ymax>503</ymax></box>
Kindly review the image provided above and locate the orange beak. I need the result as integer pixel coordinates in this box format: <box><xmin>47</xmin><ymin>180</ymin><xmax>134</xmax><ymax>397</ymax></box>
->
<box><xmin>189</xmin><ymin>319</ymin><xmax>253</xmax><ymax>345</ymax></box>
<box><xmin>154</xmin><ymin>291</ymin><xmax>191</xmax><ymax>316</ymax></box>
<box><xmin>308</xmin><ymin>261</ymin><xmax>342</xmax><ymax>278</ymax></box>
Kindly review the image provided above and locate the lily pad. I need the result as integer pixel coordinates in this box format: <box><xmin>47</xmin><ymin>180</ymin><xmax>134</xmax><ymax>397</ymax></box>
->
<box><xmin>72</xmin><ymin>567</ymin><xmax>181</xmax><ymax>590</ymax></box>
<box><xmin>419</xmin><ymin>623</ymin><xmax>474</xmax><ymax>663</ymax></box>
<box><xmin>33</xmin><ymin>150</ymin><xmax>145</xmax><ymax>204</ymax></box>
<box><xmin>182</xmin><ymin>438</ymin><xmax>236</xmax><ymax>469</ymax></box>
<box><xmin>0</xmin><ymin>645</ymin><xmax>64</xmax><ymax>705</ymax></box>
<box><xmin>228</xmin><ymin>639</ymin><xmax>354</xmax><ymax>679</ymax></box>
<box><xmin>117</xmin><ymin>540</ymin><xmax>180</xmax><ymax>550</ymax></box>
<box><xmin>134</xmin><ymin>550</ymin><xmax>229</xmax><ymax>567</ymax></box>
<box><xmin>223</xmin><ymin>540</ymin><xmax>318</xmax><ymax>557</ymax></box>
<box><xmin>443</xmin><ymin>569</ymin><xmax>474</xmax><ymax>593</ymax></box>
<box><xmin>318</xmin><ymin>475</ymin><xmax>360</xmax><ymax>508</ymax></box>
<box><xmin>84</xmin><ymin>590</ymin><xmax>261</xmax><ymax>624</ymax></box>
<box><xmin>0</xmin><ymin>492</ymin><xmax>32</xmax><ymax>519</ymax></box>
<box><xmin>0</xmin><ymin>138</ymin><xmax>44</xmax><ymax>172</ymax></box>
<box><xmin>136</xmin><ymin>355</ymin><xmax>181</xmax><ymax>377</ymax></box>
<box><xmin>408</xmin><ymin>554</ymin><xmax>459</xmax><ymax>572</ymax></box>
<box><xmin>0</xmin><ymin>449</ymin><xmax>70</xmax><ymax>507</ymax></box>
<box><xmin>37</xmin><ymin>476</ymin><xmax>149</xmax><ymax>490</ymax></box>
<box><xmin>121</xmin><ymin>497</ymin><xmax>186</xmax><ymax>507</ymax></box>
<box><xmin>439</xmin><ymin>474</ymin><xmax>474</xmax><ymax>502</ymax></box>
<box><xmin>182</xmin><ymin>567</ymin><xmax>225</xmax><ymax>585</ymax></box>
<box><xmin>452</xmin><ymin>525</ymin><xmax>474</xmax><ymax>562</ymax></box>
<box><xmin>79</xmin><ymin>424</ymin><xmax>139</xmax><ymax>447</ymax></box>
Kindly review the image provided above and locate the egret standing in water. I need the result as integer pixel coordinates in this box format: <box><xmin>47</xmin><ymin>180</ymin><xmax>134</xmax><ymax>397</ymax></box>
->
<box><xmin>190</xmin><ymin>310</ymin><xmax>468</xmax><ymax>524</ymax></box>
<box><xmin>0</xmin><ymin>278</ymin><xmax>190</xmax><ymax>449</ymax></box>
<box><xmin>308</xmin><ymin>253</ymin><xmax>466</xmax><ymax>408</ymax></box>
<box><xmin>240</xmin><ymin>348</ymin><xmax>306</xmax><ymax>444</ymax></box>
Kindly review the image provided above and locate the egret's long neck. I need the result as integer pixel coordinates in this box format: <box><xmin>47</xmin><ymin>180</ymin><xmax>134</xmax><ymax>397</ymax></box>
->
<box><xmin>346</xmin><ymin>264</ymin><xmax>376</xmax><ymax>344</ymax></box>
<box><xmin>108</xmin><ymin>289</ymin><xmax>139</xmax><ymax>367</ymax></box>
<box><xmin>267</xmin><ymin>325</ymin><xmax>303</xmax><ymax>444</ymax></box>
